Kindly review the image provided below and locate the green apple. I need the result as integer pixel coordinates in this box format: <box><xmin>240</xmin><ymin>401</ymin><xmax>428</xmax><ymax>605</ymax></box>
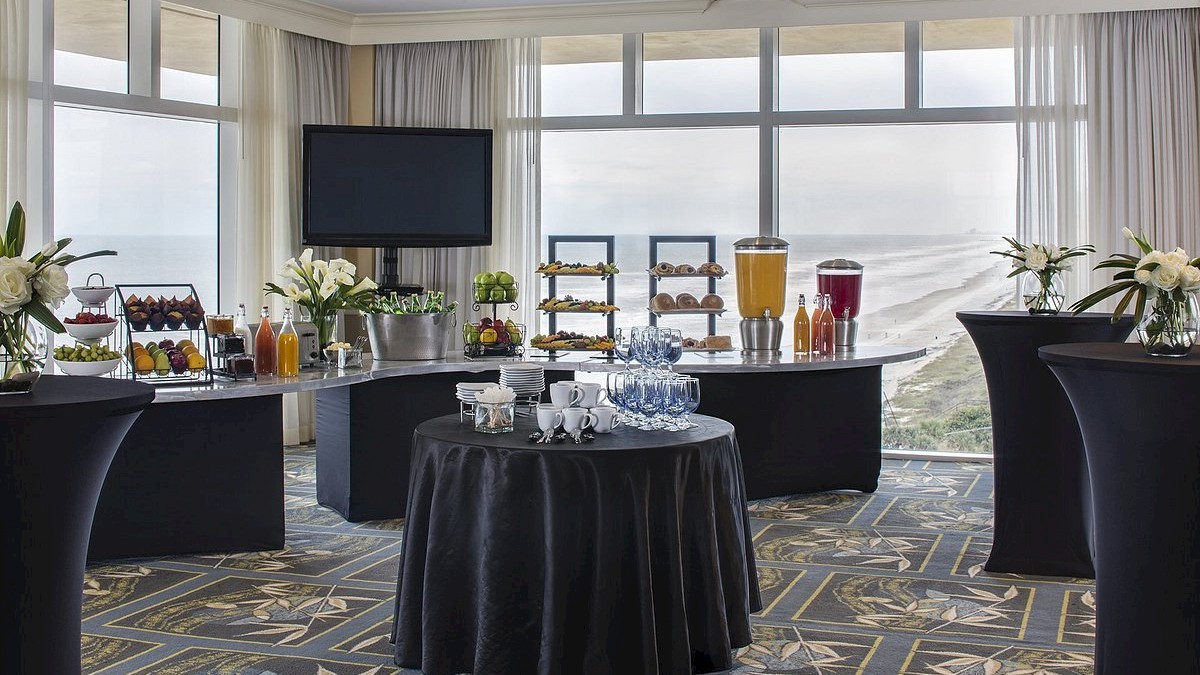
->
<box><xmin>489</xmin><ymin>286</ymin><xmax>507</xmax><ymax>302</ymax></box>
<box><xmin>504</xmin><ymin>286</ymin><xmax>518</xmax><ymax>302</ymax></box>
<box><xmin>495</xmin><ymin>271</ymin><xmax>514</xmax><ymax>286</ymax></box>
<box><xmin>477</xmin><ymin>272</ymin><xmax>497</xmax><ymax>287</ymax></box>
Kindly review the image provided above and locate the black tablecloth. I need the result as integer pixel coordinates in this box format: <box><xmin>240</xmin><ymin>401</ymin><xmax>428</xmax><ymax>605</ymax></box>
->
<box><xmin>1041</xmin><ymin>343</ymin><xmax>1200</xmax><ymax>674</ymax></box>
<box><xmin>0</xmin><ymin>375</ymin><xmax>155</xmax><ymax>675</ymax></box>
<box><xmin>958</xmin><ymin>311</ymin><xmax>1133</xmax><ymax>577</ymax></box>
<box><xmin>392</xmin><ymin>414</ymin><xmax>761</xmax><ymax>675</ymax></box>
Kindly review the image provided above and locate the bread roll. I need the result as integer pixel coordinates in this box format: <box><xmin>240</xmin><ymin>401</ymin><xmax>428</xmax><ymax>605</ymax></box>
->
<box><xmin>675</xmin><ymin>293</ymin><xmax>700</xmax><ymax>309</ymax></box>
<box><xmin>698</xmin><ymin>262</ymin><xmax>725</xmax><ymax>276</ymax></box>
<box><xmin>653</xmin><ymin>262</ymin><xmax>675</xmax><ymax>275</ymax></box>
<box><xmin>650</xmin><ymin>293</ymin><xmax>677</xmax><ymax>311</ymax></box>
<box><xmin>700</xmin><ymin>293</ymin><xmax>724</xmax><ymax>309</ymax></box>
<box><xmin>675</xmin><ymin>264</ymin><xmax>696</xmax><ymax>274</ymax></box>
<box><xmin>705</xmin><ymin>335</ymin><xmax>732</xmax><ymax>349</ymax></box>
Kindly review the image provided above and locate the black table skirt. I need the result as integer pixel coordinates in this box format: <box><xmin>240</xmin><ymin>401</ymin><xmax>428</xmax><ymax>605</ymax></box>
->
<box><xmin>392</xmin><ymin>414</ymin><xmax>761</xmax><ymax>675</ymax></box>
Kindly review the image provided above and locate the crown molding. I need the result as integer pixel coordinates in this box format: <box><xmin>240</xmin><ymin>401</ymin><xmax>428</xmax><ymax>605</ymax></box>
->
<box><xmin>181</xmin><ymin>0</ymin><xmax>355</xmax><ymax>43</ymax></box>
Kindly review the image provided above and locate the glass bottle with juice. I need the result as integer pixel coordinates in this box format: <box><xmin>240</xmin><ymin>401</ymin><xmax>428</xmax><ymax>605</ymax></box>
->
<box><xmin>819</xmin><ymin>293</ymin><xmax>836</xmax><ymax>355</ymax></box>
<box><xmin>254</xmin><ymin>306</ymin><xmax>276</xmax><ymax>375</ymax></box>
<box><xmin>810</xmin><ymin>293</ymin><xmax>825</xmax><ymax>354</ymax></box>
<box><xmin>793</xmin><ymin>293</ymin><xmax>810</xmax><ymax>354</ymax></box>
<box><xmin>276</xmin><ymin>308</ymin><xmax>300</xmax><ymax>377</ymax></box>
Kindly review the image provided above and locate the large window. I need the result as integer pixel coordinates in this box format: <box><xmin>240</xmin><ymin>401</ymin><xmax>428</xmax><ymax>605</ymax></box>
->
<box><xmin>541</xmin><ymin>20</ymin><xmax>1017</xmax><ymax>457</ymax></box>
<box><xmin>47</xmin><ymin>1</ymin><xmax>231</xmax><ymax>315</ymax></box>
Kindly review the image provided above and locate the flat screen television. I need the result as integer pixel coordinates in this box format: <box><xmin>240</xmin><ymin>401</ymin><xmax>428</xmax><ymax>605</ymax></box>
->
<box><xmin>302</xmin><ymin>124</ymin><xmax>493</xmax><ymax>248</ymax></box>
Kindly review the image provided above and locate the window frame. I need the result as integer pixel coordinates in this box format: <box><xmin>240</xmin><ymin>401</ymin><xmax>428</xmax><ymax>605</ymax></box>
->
<box><xmin>28</xmin><ymin>0</ymin><xmax>238</xmax><ymax>311</ymax></box>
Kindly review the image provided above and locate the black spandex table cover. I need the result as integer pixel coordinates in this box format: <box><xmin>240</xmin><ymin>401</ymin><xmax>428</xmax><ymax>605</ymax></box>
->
<box><xmin>957</xmin><ymin>311</ymin><xmax>1133</xmax><ymax>577</ymax></box>
<box><xmin>392</xmin><ymin>414</ymin><xmax>761</xmax><ymax>675</ymax></box>
<box><xmin>0</xmin><ymin>375</ymin><xmax>154</xmax><ymax>675</ymax></box>
<box><xmin>1040</xmin><ymin>343</ymin><xmax>1200</xmax><ymax>675</ymax></box>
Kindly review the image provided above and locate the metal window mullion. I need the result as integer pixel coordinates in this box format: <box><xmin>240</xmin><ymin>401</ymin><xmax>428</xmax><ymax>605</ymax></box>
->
<box><xmin>622</xmin><ymin>33</ymin><xmax>642</xmax><ymax>116</ymax></box>
<box><xmin>128</xmin><ymin>0</ymin><xmax>159</xmax><ymax>98</ymax></box>
<box><xmin>759</xmin><ymin>27</ymin><xmax>778</xmax><ymax>237</ymax></box>
<box><xmin>904</xmin><ymin>21</ymin><xmax>921</xmax><ymax>111</ymax></box>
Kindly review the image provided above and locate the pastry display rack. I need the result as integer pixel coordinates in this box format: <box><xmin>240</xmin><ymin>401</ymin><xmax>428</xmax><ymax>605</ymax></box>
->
<box><xmin>647</xmin><ymin>235</ymin><xmax>724</xmax><ymax>336</ymax></box>
<box><xmin>535</xmin><ymin>235</ymin><xmax>617</xmax><ymax>357</ymax></box>
<box><xmin>465</xmin><ymin>281</ymin><xmax>524</xmax><ymax>359</ymax></box>
<box><xmin>116</xmin><ymin>284</ymin><xmax>213</xmax><ymax>386</ymax></box>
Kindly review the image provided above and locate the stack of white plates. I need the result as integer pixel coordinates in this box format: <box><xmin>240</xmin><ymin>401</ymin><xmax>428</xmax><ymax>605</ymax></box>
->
<box><xmin>499</xmin><ymin>363</ymin><xmax>545</xmax><ymax>396</ymax></box>
<box><xmin>456</xmin><ymin>382</ymin><xmax>495</xmax><ymax>403</ymax></box>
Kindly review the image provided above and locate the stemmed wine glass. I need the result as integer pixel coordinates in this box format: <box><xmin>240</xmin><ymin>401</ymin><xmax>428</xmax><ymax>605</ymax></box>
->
<box><xmin>661</xmin><ymin>328</ymin><xmax>684</xmax><ymax>376</ymax></box>
<box><xmin>613</xmin><ymin>327</ymin><xmax>634</xmax><ymax>368</ymax></box>
<box><xmin>677</xmin><ymin>376</ymin><xmax>700</xmax><ymax>429</ymax></box>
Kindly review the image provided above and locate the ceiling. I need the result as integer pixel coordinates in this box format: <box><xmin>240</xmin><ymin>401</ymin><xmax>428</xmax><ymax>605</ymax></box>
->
<box><xmin>181</xmin><ymin>0</ymin><xmax>1200</xmax><ymax>45</ymax></box>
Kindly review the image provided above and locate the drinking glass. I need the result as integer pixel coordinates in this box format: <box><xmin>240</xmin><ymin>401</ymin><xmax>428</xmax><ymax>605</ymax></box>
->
<box><xmin>613</xmin><ymin>328</ymin><xmax>634</xmax><ymax>367</ymax></box>
<box><xmin>661</xmin><ymin>328</ymin><xmax>684</xmax><ymax>374</ymax></box>
<box><xmin>678</xmin><ymin>376</ymin><xmax>701</xmax><ymax>429</ymax></box>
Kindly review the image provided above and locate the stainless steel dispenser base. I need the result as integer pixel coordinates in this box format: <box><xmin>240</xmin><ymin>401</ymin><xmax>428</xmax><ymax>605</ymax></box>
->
<box><xmin>834</xmin><ymin>318</ymin><xmax>859</xmax><ymax>351</ymax></box>
<box><xmin>740</xmin><ymin>318</ymin><xmax>783</xmax><ymax>355</ymax></box>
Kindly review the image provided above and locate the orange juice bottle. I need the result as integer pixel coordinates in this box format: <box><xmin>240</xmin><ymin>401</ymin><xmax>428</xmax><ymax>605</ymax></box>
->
<box><xmin>793</xmin><ymin>293</ymin><xmax>810</xmax><ymax>354</ymax></box>
<box><xmin>810</xmin><ymin>293</ymin><xmax>825</xmax><ymax>354</ymax></box>
<box><xmin>254</xmin><ymin>306</ymin><xmax>276</xmax><ymax>375</ymax></box>
<box><xmin>819</xmin><ymin>293</ymin><xmax>836</xmax><ymax>355</ymax></box>
<box><xmin>276</xmin><ymin>308</ymin><xmax>300</xmax><ymax>377</ymax></box>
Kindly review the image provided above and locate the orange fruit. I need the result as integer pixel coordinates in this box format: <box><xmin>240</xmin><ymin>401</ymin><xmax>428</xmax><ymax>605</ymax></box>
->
<box><xmin>133</xmin><ymin>354</ymin><xmax>154</xmax><ymax>374</ymax></box>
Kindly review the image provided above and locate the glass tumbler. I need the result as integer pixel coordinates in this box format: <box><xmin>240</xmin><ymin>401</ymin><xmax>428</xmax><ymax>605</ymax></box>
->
<box><xmin>475</xmin><ymin>401</ymin><xmax>515</xmax><ymax>434</ymax></box>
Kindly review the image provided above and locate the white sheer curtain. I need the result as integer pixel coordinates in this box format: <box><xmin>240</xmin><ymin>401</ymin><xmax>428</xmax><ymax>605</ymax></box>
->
<box><xmin>375</xmin><ymin>38</ymin><xmax>541</xmax><ymax>334</ymax></box>
<box><xmin>239</xmin><ymin>22</ymin><xmax>349</xmax><ymax>444</ymax></box>
<box><xmin>1017</xmin><ymin>9</ymin><xmax>1200</xmax><ymax>302</ymax></box>
<box><xmin>0</xmin><ymin>0</ymin><xmax>28</xmax><ymax>210</ymax></box>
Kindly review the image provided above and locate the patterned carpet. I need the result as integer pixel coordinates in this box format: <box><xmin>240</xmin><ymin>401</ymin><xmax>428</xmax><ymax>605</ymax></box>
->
<box><xmin>81</xmin><ymin>449</ymin><xmax>1097</xmax><ymax>675</ymax></box>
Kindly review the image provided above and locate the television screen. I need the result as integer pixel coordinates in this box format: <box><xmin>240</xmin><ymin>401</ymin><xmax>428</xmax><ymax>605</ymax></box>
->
<box><xmin>302</xmin><ymin>125</ymin><xmax>493</xmax><ymax>248</ymax></box>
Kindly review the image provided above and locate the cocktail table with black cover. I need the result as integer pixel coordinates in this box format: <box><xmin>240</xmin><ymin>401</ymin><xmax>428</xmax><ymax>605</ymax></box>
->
<box><xmin>1040</xmin><ymin>343</ymin><xmax>1200</xmax><ymax>675</ymax></box>
<box><xmin>392</xmin><ymin>413</ymin><xmax>761</xmax><ymax>675</ymax></box>
<box><xmin>957</xmin><ymin>311</ymin><xmax>1133</xmax><ymax>577</ymax></box>
<box><xmin>0</xmin><ymin>375</ymin><xmax>154</xmax><ymax>675</ymax></box>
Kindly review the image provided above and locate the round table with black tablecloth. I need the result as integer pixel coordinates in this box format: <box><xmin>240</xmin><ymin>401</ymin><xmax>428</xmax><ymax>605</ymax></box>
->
<box><xmin>0</xmin><ymin>375</ymin><xmax>155</xmax><ymax>675</ymax></box>
<box><xmin>1040</xmin><ymin>343</ymin><xmax>1200</xmax><ymax>675</ymax></box>
<box><xmin>392</xmin><ymin>413</ymin><xmax>761</xmax><ymax>675</ymax></box>
<box><xmin>958</xmin><ymin>311</ymin><xmax>1133</xmax><ymax>578</ymax></box>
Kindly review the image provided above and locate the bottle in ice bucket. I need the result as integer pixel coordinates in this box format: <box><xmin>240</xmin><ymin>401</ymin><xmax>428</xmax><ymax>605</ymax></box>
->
<box><xmin>793</xmin><ymin>293</ymin><xmax>810</xmax><ymax>354</ymax></box>
<box><xmin>277</xmin><ymin>307</ymin><xmax>300</xmax><ymax>377</ymax></box>
<box><xmin>255</xmin><ymin>306</ymin><xmax>276</xmax><ymax>375</ymax></box>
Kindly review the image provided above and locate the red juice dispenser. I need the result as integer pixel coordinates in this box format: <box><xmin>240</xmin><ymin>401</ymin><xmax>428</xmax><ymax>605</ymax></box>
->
<box><xmin>816</xmin><ymin>258</ymin><xmax>863</xmax><ymax>351</ymax></box>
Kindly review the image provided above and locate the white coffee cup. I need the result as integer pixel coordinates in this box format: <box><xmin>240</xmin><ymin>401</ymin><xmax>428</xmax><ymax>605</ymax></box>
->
<box><xmin>549</xmin><ymin>382</ymin><xmax>583</xmax><ymax>408</ymax></box>
<box><xmin>560</xmin><ymin>407</ymin><xmax>597</xmax><ymax>434</ymax></box>
<box><xmin>590</xmin><ymin>406</ymin><xmax>622</xmax><ymax>433</ymax></box>
<box><xmin>574</xmin><ymin>382</ymin><xmax>604</xmax><ymax>408</ymax></box>
<box><xmin>536</xmin><ymin>404</ymin><xmax>564</xmax><ymax>435</ymax></box>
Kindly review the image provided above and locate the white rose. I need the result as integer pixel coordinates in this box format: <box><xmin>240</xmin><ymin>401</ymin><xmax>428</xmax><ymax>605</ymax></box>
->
<box><xmin>32</xmin><ymin>264</ymin><xmax>69</xmax><ymax>309</ymax></box>
<box><xmin>0</xmin><ymin>257</ymin><xmax>35</xmax><ymax>314</ymax></box>
<box><xmin>1135</xmin><ymin>268</ymin><xmax>1152</xmax><ymax>285</ymax></box>
<box><xmin>1180</xmin><ymin>265</ymin><xmax>1200</xmax><ymax>292</ymax></box>
<box><xmin>1166</xmin><ymin>248</ymin><xmax>1190</xmax><ymax>267</ymax></box>
<box><xmin>1024</xmin><ymin>247</ymin><xmax>1049</xmax><ymax>271</ymax></box>
<box><xmin>1151</xmin><ymin>263</ymin><xmax>1182</xmax><ymax>291</ymax></box>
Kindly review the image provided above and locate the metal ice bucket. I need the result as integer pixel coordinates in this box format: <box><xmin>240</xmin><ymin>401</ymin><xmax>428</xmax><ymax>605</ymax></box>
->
<box><xmin>364</xmin><ymin>312</ymin><xmax>454</xmax><ymax>361</ymax></box>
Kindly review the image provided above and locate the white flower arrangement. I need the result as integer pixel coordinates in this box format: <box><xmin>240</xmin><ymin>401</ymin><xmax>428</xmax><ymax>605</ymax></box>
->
<box><xmin>264</xmin><ymin>248</ymin><xmax>379</xmax><ymax>348</ymax></box>
<box><xmin>476</xmin><ymin>385</ymin><xmax>516</xmax><ymax>405</ymax></box>
<box><xmin>991</xmin><ymin>238</ymin><xmax>1095</xmax><ymax>276</ymax></box>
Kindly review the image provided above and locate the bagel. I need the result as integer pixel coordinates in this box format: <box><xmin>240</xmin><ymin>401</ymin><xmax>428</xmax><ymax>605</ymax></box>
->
<box><xmin>675</xmin><ymin>293</ymin><xmax>700</xmax><ymax>309</ymax></box>
<box><xmin>675</xmin><ymin>264</ymin><xmax>696</xmax><ymax>274</ymax></box>
<box><xmin>653</xmin><ymin>262</ymin><xmax>675</xmax><ymax>275</ymax></box>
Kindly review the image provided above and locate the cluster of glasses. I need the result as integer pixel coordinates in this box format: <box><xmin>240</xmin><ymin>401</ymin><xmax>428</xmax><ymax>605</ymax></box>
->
<box><xmin>605</xmin><ymin>326</ymin><xmax>700</xmax><ymax>430</ymax></box>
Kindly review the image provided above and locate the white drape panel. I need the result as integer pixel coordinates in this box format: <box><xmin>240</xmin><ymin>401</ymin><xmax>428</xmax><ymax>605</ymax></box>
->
<box><xmin>1086</xmin><ymin>10</ymin><xmax>1200</xmax><ymax>259</ymax></box>
<box><xmin>1016</xmin><ymin>15</ymin><xmax>1091</xmax><ymax>303</ymax></box>
<box><xmin>375</xmin><ymin>39</ymin><xmax>541</xmax><ymax>334</ymax></box>
<box><xmin>239</xmin><ymin>22</ymin><xmax>348</xmax><ymax>444</ymax></box>
<box><xmin>1017</xmin><ymin>10</ymin><xmax>1200</xmax><ymax>303</ymax></box>
<box><xmin>0</xmin><ymin>0</ymin><xmax>28</xmax><ymax>210</ymax></box>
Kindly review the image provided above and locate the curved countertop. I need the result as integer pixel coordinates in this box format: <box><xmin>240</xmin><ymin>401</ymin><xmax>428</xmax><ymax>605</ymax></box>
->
<box><xmin>150</xmin><ymin>345</ymin><xmax>926</xmax><ymax>403</ymax></box>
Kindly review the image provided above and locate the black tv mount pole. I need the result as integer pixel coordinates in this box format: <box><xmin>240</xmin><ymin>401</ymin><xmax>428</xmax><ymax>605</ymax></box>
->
<box><xmin>376</xmin><ymin>246</ymin><xmax>424</xmax><ymax>296</ymax></box>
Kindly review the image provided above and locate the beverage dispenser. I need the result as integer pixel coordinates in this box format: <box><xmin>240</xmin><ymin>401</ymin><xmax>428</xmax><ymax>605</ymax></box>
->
<box><xmin>734</xmin><ymin>236</ymin><xmax>790</xmax><ymax>354</ymax></box>
<box><xmin>816</xmin><ymin>258</ymin><xmax>864</xmax><ymax>351</ymax></box>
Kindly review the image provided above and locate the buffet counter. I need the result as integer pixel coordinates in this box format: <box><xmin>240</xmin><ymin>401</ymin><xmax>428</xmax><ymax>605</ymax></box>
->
<box><xmin>89</xmin><ymin>346</ymin><xmax>923</xmax><ymax>559</ymax></box>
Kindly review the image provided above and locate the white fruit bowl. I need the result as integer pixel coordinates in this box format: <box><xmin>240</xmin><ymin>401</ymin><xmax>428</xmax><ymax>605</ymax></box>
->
<box><xmin>63</xmin><ymin>320</ymin><xmax>118</xmax><ymax>342</ymax></box>
<box><xmin>52</xmin><ymin>357</ymin><xmax>121</xmax><ymax>376</ymax></box>
<box><xmin>70</xmin><ymin>285</ymin><xmax>116</xmax><ymax>305</ymax></box>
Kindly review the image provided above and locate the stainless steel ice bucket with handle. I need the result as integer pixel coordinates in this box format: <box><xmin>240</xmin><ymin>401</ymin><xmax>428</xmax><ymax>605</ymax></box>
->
<box><xmin>364</xmin><ymin>312</ymin><xmax>455</xmax><ymax>361</ymax></box>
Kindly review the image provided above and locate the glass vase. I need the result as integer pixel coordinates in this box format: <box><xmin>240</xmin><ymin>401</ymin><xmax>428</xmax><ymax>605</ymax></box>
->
<box><xmin>0</xmin><ymin>316</ymin><xmax>47</xmax><ymax>395</ymax></box>
<box><xmin>1021</xmin><ymin>271</ymin><xmax>1066</xmax><ymax>315</ymax></box>
<box><xmin>1136</xmin><ymin>292</ymin><xmax>1199</xmax><ymax>357</ymax></box>
<box><xmin>475</xmin><ymin>401</ymin><xmax>515</xmax><ymax>434</ymax></box>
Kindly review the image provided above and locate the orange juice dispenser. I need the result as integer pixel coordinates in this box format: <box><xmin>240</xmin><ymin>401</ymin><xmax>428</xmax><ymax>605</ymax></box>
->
<box><xmin>816</xmin><ymin>258</ymin><xmax>864</xmax><ymax>351</ymax></box>
<box><xmin>734</xmin><ymin>236</ymin><xmax>790</xmax><ymax>354</ymax></box>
